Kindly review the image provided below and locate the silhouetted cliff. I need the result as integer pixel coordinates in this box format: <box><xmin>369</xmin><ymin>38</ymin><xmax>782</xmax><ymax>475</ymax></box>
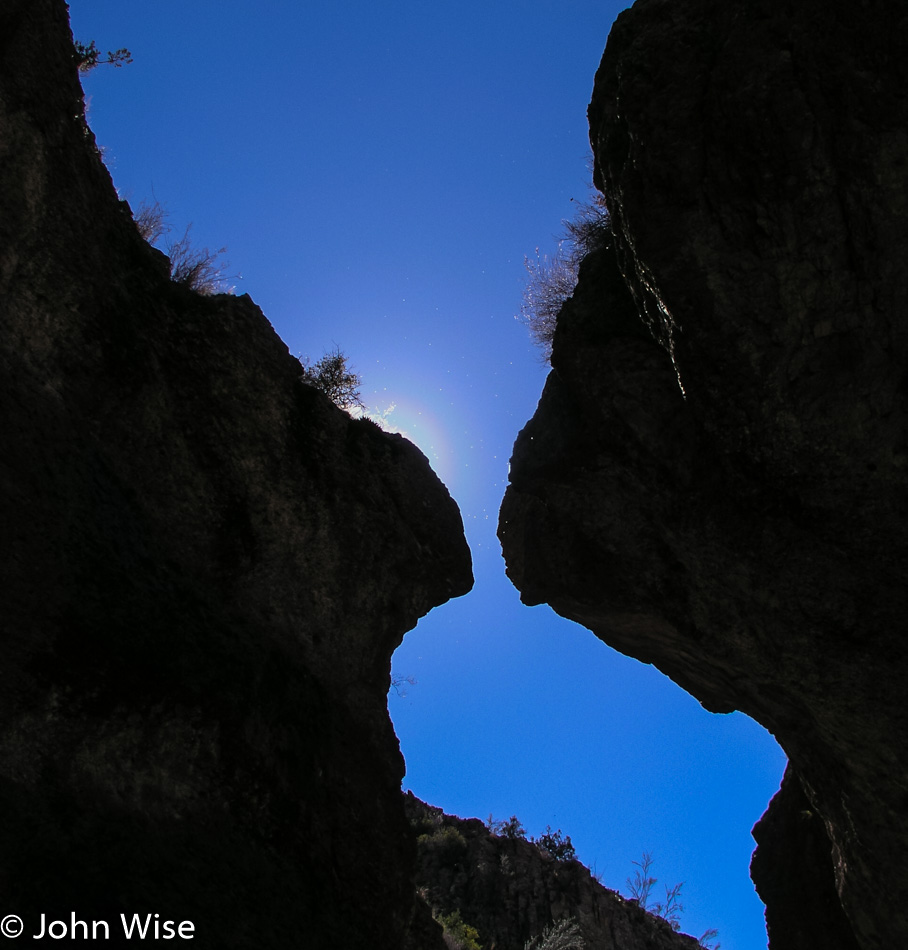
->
<box><xmin>406</xmin><ymin>795</ymin><xmax>701</xmax><ymax>950</ymax></box>
<box><xmin>0</xmin><ymin>2</ymin><xmax>472</xmax><ymax>947</ymax></box>
<box><xmin>500</xmin><ymin>2</ymin><xmax>908</xmax><ymax>949</ymax></box>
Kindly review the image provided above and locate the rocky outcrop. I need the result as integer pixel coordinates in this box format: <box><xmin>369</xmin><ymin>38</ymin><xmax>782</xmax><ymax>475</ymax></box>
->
<box><xmin>750</xmin><ymin>768</ymin><xmax>861</xmax><ymax>950</ymax></box>
<box><xmin>0</xmin><ymin>2</ymin><xmax>471</xmax><ymax>947</ymax></box>
<box><xmin>499</xmin><ymin>2</ymin><xmax>908</xmax><ymax>949</ymax></box>
<box><xmin>406</xmin><ymin>795</ymin><xmax>701</xmax><ymax>950</ymax></box>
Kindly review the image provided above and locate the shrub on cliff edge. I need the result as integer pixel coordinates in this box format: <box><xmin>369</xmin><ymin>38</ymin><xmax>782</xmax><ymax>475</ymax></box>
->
<box><xmin>518</xmin><ymin>193</ymin><xmax>611</xmax><ymax>362</ymax></box>
<box><xmin>532</xmin><ymin>826</ymin><xmax>576</xmax><ymax>862</ymax></box>
<box><xmin>166</xmin><ymin>224</ymin><xmax>231</xmax><ymax>295</ymax></box>
<box><xmin>299</xmin><ymin>348</ymin><xmax>364</xmax><ymax>411</ymax></box>
<box><xmin>73</xmin><ymin>40</ymin><xmax>132</xmax><ymax>72</ymax></box>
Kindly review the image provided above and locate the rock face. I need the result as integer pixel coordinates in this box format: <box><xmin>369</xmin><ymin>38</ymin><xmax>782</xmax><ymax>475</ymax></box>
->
<box><xmin>0</xmin><ymin>2</ymin><xmax>471</xmax><ymax>947</ymax></box>
<box><xmin>499</xmin><ymin>2</ymin><xmax>908</xmax><ymax>949</ymax></box>
<box><xmin>406</xmin><ymin>795</ymin><xmax>701</xmax><ymax>950</ymax></box>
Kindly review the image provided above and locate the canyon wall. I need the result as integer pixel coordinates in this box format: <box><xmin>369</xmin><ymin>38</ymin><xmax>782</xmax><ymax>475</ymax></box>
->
<box><xmin>0</xmin><ymin>2</ymin><xmax>472</xmax><ymax>946</ymax></box>
<box><xmin>407</xmin><ymin>794</ymin><xmax>703</xmax><ymax>950</ymax></box>
<box><xmin>500</xmin><ymin>2</ymin><xmax>908</xmax><ymax>948</ymax></box>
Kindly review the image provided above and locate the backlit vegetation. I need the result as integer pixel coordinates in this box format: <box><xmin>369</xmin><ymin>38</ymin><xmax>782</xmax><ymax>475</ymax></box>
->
<box><xmin>131</xmin><ymin>199</ymin><xmax>233</xmax><ymax>294</ymax></box>
<box><xmin>298</xmin><ymin>348</ymin><xmax>364</xmax><ymax>410</ymax></box>
<box><xmin>626</xmin><ymin>852</ymin><xmax>720</xmax><ymax>949</ymax></box>
<box><xmin>73</xmin><ymin>40</ymin><xmax>132</xmax><ymax>72</ymax></box>
<box><xmin>166</xmin><ymin>224</ymin><xmax>231</xmax><ymax>295</ymax></box>
<box><xmin>533</xmin><ymin>826</ymin><xmax>576</xmax><ymax>862</ymax></box>
<box><xmin>485</xmin><ymin>814</ymin><xmax>526</xmax><ymax>839</ymax></box>
<box><xmin>518</xmin><ymin>191</ymin><xmax>611</xmax><ymax>361</ymax></box>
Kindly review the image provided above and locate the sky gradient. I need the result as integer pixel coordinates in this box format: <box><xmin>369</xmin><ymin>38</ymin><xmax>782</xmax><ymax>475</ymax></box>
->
<box><xmin>68</xmin><ymin>3</ymin><xmax>788</xmax><ymax>948</ymax></box>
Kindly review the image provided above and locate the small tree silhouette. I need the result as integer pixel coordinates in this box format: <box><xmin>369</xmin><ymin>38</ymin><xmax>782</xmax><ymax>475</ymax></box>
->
<box><xmin>532</xmin><ymin>826</ymin><xmax>576</xmax><ymax>862</ymax></box>
<box><xmin>485</xmin><ymin>815</ymin><xmax>526</xmax><ymax>839</ymax></box>
<box><xmin>299</xmin><ymin>348</ymin><xmax>363</xmax><ymax>410</ymax></box>
<box><xmin>625</xmin><ymin>852</ymin><xmax>719</xmax><ymax>946</ymax></box>
<box><xmin>626</xmin><ymin>851</ymin><xmax>658</xmax><ymax>908</ymax></box>
<box><xmin>652</xmin><ymin>881</ymin><xmax>684</xmax><ymax>932</ymax></box>
<box><xmin>74</xmin><ymin>40</ymin><xmax>132</xmax><ymax>72</ymax></box>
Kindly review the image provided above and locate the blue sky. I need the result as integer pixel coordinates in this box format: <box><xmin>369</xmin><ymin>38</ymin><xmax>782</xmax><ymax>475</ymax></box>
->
<box><xmin>69</xmin><ymin>2</ymin><xmax>787</xmax><ymax>947</ymax></box>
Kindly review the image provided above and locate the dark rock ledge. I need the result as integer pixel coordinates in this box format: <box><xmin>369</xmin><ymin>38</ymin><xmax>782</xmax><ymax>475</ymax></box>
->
<box><xmin>500</xmin><ymin>2</ymin><xmax>908</xmax><ymax>948</ymax></box>
<box><xmin>0</xmin><ymin>2</ymin><xmax>472</xmax><ymax>947</ymax></box>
